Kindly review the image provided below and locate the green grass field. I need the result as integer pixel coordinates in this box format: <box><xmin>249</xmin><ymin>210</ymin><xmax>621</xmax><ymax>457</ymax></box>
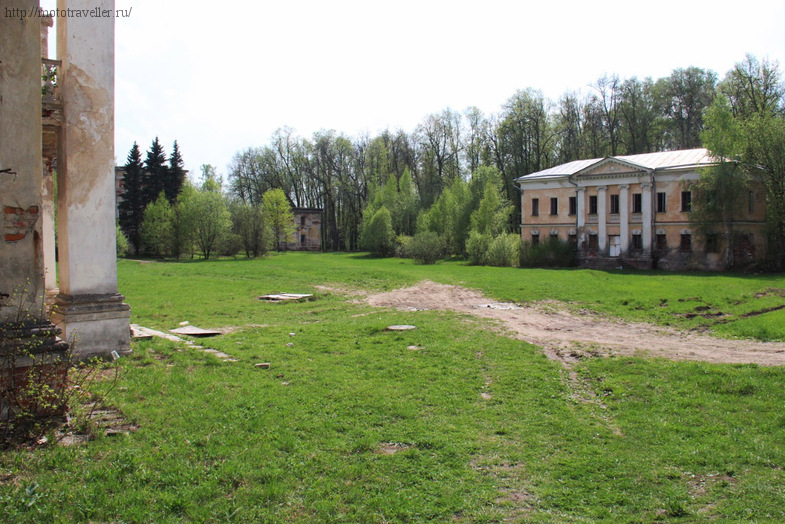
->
<box><xmin>2</xmin><ymin>253</ymin><xmax>785</xmax><ymax>522</ymax></box>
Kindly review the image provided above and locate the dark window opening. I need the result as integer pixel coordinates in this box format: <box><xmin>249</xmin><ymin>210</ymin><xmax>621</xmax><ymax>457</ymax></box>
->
<box><xmin>569</xmin><ymin>234</ymin><xmax>577</xmax><ymax>245</ymax></box>
<box><xmin>681</xmin><ymin>191</ymin><xmax>692</xmax><ymax>212</ymax></box>
<box><xmin>589</xmin><ymin>195</ymin><xmax>598</xmax><ymax>215</ymax></box>
<box><xmin>531</xmin><ymin>233</ymin><xmax>540</xmax><ymax>246</ymax></box>
<box><xmin>656</xmin><ymin>234</ymin><xmax>667</xmax><ymax>251</ymax></box>
<box><xmin>680</xmin><ymin>233</ymin><xmax>692</xmax><ymax>251</ymax></box>
<box><xmin>657</xmin><ymin>192</ymin><xmax>667</xmax><ymax>213</ymax></box>
<box><xmin>632</xmin><ymin>234</ymin><xmax>643</xmax><ymax>250</ymax></box>
<box><xmin>632</xmin><ymin>193</ymin><xmax>642</xmax><ymax>214</ymax></box>
<box><xmin>531</xmin><ymin>198</ymin><xmax>539</xmax><ymax>216</ymax></box>
<box><xmin>569</xmin><ymin>196</ymin><xmax>577</xmax><ymax>216</ymax></box>
<box><xmin>588</xmin><ymin>234</ymin><xmax>599</xmax><ymax>250</ymax></box>
<box><xmin>550</xmin><ymin>197</ymin><xmax>558</xmax><ymax>216</ymax></box>
<box><xmin>300</xmin><ymin>234</ymin><xmax>306</xmax><ymax>244</ymax></box>
<box><xmin>706</xmin><ymin>233</ymin><xmax>720</xmax><ymax>253</ymax></box>
<box><xmin>610</xmin><ymin>194</ymin><xmax>620</xmax><ymax>214</ymax></box>
<box><xmin>749</xmin><ymin>191</ymin><xmax>755</xmax><ymax>214</ymax></box>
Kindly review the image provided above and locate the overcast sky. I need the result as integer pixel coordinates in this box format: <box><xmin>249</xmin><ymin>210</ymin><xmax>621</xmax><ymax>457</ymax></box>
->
<box><xmin>42</xmin><ymin>0</ymin><xmax>785</xmax><ymax>177</ymax></box>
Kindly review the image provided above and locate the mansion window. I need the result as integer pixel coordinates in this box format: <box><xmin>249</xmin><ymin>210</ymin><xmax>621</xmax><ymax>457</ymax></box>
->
<box><xmin>531</xmin><ymin>233</ymin><xmax>540</xmax><ymax>246</ymax></box>
<box><xmin>749</xmin><ymin>191</ymin><xmax>755</xmax><ymax>214</ymax></box>
<box><xmin>589</xmin><ymin>195</ymin><xmax>598</xmax><ymax>215</ymax></box>
<box><xmin>610</xmin><ymin>194</ymin><xmax>620</xmax><ymax>215</ymax></box>
<box><xmin>681</xmin><ymin>191</ymin><xmax>692</xmax><ymax>212</ymax></box>
<box><xmin>588</xmin><ymin>234</ymin><xmax>599</xmax><ymax>250</ymax></box>
<box><xmin>550</xmin><ymin>197</ymin><xmax>558</xmax><ymax>216</ymax></box>
<box><xmin>531</xmin><ymin>198</ymin><xmax>539</xmax><ymax>216</ymax></box>
<box><xmin>632</xmin><ymin>193</ymin><xmax>642</xmax><ymax>214</ymax></box>
<box><xmin>631</xmin><ymin>234</ymin><xmax>643</xmax><ymax>250</ymax></box>
<box><xmin>680</xmin><ymin>233</ymin><xmax>692</xmax><ymax>252</ymax></box>
<box><xmin>656</xmin><ymin>234</ymin><xmax>667</xmax><ymax>252</ymax></box>
<box><xmin>657</xmin><ymin>192</ymin><xmax>667</xmax><ymax>213</ymax></box>
<box><xmin>706</xmin><ymin>233</ymin><xmax>720</xmax><ymax>253</ymax></box>
<box><xmin>569</xmin><ymin>234</ymin><xmax>577</xmax><ymax>245</ymax></box>
<box><xmin>569</xmin><ymin>196</ymin><xmax>577</xmax><ymax>216</ymax></box>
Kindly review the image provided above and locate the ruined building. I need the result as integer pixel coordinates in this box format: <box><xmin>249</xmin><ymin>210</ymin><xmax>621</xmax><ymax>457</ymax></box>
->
<box><xmin>1</xmin><ymin>1</ymin><xmax>130</xmax><ymax>362</ymax></box>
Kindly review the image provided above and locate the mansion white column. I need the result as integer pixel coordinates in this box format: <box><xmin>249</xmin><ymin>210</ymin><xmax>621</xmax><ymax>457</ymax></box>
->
<box><xmin>576</xmin><ymin>188</ymin><xmax>586</xmax><ymax>244</ymax></box>
<box><xmin>619</xmin><ymin>184</ymin><xmax>629</xmax><ymax>254</ymax></box>
<box><xmin>641</xmin><ymin>183</ymin><xmax>653</xmax><ymax>254</ymax></box>
<box><xmin>51</xmin><ymin>0</ymin><xmax>131</xmax><ymax>357</ymax></box>
<box><xmin>597</xmin><ymin>186</ymin><xmax>607</xmax><ymax>253</ymax></box>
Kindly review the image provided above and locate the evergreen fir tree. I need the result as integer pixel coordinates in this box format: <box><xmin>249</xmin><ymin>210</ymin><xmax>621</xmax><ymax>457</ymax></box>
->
<box><xmin>143</xmin><ymin>137</ymin><xmax>168</xmax><ymax>206</ymax></box>
<box><xmin>118</xmin><ymin>142</ymin><xmax>146</xmax><ymax>255</ymax></box>
<box><xmin>165</xmin><ymin>140</ymin><xmax>186</xmax><ymax>204</ymax></box>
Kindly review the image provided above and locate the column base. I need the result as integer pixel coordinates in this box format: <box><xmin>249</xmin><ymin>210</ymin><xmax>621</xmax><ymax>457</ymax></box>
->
<box><xmin>50</xmin><ymin>293</ymin><xmax>131</xmax><ymax>358</ymax></box>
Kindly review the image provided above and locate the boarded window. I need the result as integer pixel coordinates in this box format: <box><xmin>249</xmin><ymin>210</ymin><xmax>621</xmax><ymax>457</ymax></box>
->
<box><xmin>588</xmin><ymin>234</ymin><xmax>599</xmax><ymax>250</ymax></box>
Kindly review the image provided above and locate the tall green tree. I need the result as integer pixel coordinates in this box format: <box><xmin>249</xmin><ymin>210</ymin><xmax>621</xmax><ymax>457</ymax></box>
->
<box><xmin>165</xmin><ymin>140</ymin><xmax>186</xmax><ymax>204</ymax></box>
<box><xmin>119</xmin><ymin>142</ymin><xmax>145</xmax><ymax>255</ymax></box>
<box><xmin>702</xmin><ymin>55</ymin><xmax>785</xmax><ymax>268</ymax></box>
<box><xmin>140</xmin><ymin>192</ymin><xmax>173</xmax><ymax>258</ymax></box>
<box><xmin>262</xmin><ymin>188</ymin><xmax>295</xmax><ymax>251</ymax></box>
<box><xmin>143</xmin><ymin>137</ymin><xmax>168</xmax><ymax>207</ymax></box>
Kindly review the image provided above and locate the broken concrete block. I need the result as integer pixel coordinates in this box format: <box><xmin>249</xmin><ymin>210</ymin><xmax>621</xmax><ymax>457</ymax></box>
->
<box><xmin>255</xmin><ymin>363</ymin><xmax>271</xmax><ymax>369</ymax></box>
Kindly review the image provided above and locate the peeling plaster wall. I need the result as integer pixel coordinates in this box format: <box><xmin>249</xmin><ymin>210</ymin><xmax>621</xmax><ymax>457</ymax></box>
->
<box><xmin>0</xmin><ymin>1</ymin><xmax>46</xmax><ymax>322</ymax></box>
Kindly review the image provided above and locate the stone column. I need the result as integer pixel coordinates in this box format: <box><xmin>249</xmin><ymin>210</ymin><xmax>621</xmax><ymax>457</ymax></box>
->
<box><xmin>576</xmin><ymin>188</ymin><xmax>586</xmax><ymax>245</ymax></box>
<box><xmin>0</xmin><ymin>1</ymin><xmax>68</xmax><ymax>371</ymax></box>
<box><xmin>51</xmin><ymin>0</ymin><xmax>131</xmax><ymax>357</ymax></box>
<box><xmin>597</xmin><ymin>186</ymin><xmax>607</xmax><ymax>253</ymax></box>
<box><xmin>619</xmin><ymin>184</ymin><xmax>629</xmax><ymax>254</ymax></box>
<box><xmin>641</xmin><ymin>183</ymin><xmax>653</xmax><ymax>254</ymax></box>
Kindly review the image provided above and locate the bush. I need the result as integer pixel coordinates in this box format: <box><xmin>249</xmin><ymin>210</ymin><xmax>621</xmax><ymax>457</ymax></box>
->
<box><xmin>395</xmin><ymin>235</ymin><xmax>413</xmax><ymax>258</ymax></box>
<box><xmin>521</xmin><ymin>237</ymin><xmax>577</xmax><ymax>268</ymax></box>
<box><xmin>408</xmin><ymin>231</ymin><xmax>445</xmax><ymax>264</ymax></box>
<box><xmin>116</xmin><ymin>224</ymin><xmax>129</xmax><ymax>258</ymax></box>
<box><xmin>466</xmin><ymin>231</ymin><xmax>490</xmax><ymax>265</ymax></box>
<box><xmin>360</xmin><ymin>206</ymin><xmax>396</xmax><ymax>257</ymax></box>
<box><xmin>486</xmin><ymin>233</ymin><xmax>521</xmax><ymax>267</ymax></box>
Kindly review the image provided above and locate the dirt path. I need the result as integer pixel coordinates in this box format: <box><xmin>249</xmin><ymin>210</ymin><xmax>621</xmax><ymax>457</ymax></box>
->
<box><xmin>363</xmin><ymin>280</ymin><xmax>785</xmax><ymax>367</ymax></box>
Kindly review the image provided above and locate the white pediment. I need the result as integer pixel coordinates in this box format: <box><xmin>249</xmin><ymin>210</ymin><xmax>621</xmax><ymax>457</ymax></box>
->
<box><xmin>575</xmin><ymin>157</ymin><xmax>650</xmax><ymax>178</ymax></box>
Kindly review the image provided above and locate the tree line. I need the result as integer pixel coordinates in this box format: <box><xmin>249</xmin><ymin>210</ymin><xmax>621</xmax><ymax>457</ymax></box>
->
<box><xmin>118</xmin><ymin>139</ymin><xmax>296</xmax><ymax>260</ymax></box>
<box><xmin>122</xmin><ymin>55</ymin><xmax>784</xmax><ymax>268</ymax></box>
<box><xmin>227</xmin><ymin>64</ymin><xmax>723</xmax><ymax>253</ymax></box>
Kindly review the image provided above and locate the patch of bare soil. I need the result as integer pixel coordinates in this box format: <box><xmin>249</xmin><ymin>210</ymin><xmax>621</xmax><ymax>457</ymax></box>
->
<box><xmin>365</xmin><ymin>280</ymin><xmax>785</xmax><ymax>367</ymax></box>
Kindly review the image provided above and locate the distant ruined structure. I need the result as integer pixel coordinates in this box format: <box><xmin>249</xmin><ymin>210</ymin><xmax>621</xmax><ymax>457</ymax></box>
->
<box><xmin>1</xmin><ymin>1</ymin><xmax>130</xmax><ymax>361</ymax></box>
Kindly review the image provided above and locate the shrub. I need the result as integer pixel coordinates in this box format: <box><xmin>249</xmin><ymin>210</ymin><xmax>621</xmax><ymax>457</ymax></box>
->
<box><xmin>466</xmin><ymin>231</ymin><xmax>490</xmax><ymax>265</ymax></box>
<box><xmin>395</xmin><ymin>235</ymin><xmax>413</xmax><ymax>258</ymax></box>
<box><xmin>360</xmin><ymin>206</ymin><xmax>395</xmax><ymax>257</ymax></box>
<box><xmin>486</xmin><ymin>233</ymin><xmax>521</xmax><ymax>267</ymax></box>
<box><xmin>521</xmin><ymin>237</ymin><xmax>577</xmax><ymax>268</ymax></box>
<box><xmin>408</xmin><ymin>231</ymin><xmax>445</xmax><ymax>264</ymax></box>
<box><xmin>116</xmin><ymin>224</ymin><xmax>130</xmax><ymax>258</ymax></box>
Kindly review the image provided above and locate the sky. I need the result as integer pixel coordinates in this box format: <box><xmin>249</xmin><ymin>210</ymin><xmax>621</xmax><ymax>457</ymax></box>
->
<box><xmin>40</xmin><ymin>0</ymin><xmax>785</xmax><ymax>177</ymax></box>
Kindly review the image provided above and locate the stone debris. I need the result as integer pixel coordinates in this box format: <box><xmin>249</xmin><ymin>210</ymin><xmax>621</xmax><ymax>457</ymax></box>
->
<box><xmin>179</xmin><ymin>321</ymin><xmax>189</xmax><ymax>326</ymax></box>
<box><xmin>255</xmin><ymin>362</ymin><xmax>271</xmax><ymax>369</ymax></box>
<box><xmin>258</xmin><ymin>293</ymin><xmax>313</xmax><ymax>302</ymax></box>
<box><xmin>476</xmin><ymin>303</ymin><xmax>522</xmax><ymax>310</ymax></box>
<box><xmin>289</xmin><ymin>332</ymin><xmax>296</xmax><ymax>337</ymax></box>
<box><xmin>407</xmin><ymin>345</ymin><xmax>421</xmax><ymax>351</ymax></box>
<box><xmin>387</xmin><ymin>325</ymin><xmax>417</xmax><ymax>331</ymax></box>
<box><xmin>286</xmin><ymin>342</ymin><xmax>294</xmax><ymax>347</ymax></box>
<box><xmin>170</xmin><ymin>325</ymin><xmax>222</xmax><ymax>337</ymax></box>
<box><xmin>130</xmin><ymin>324</ymin><xmax>237</xmax><ymax>363</ymax></box>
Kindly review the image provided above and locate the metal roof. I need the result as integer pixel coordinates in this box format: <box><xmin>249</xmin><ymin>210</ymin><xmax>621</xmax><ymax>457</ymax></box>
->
<box><xmin>515</xmin><ymin>148</ymin><xmax>715</xmax><ymax>182</ymax></box>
